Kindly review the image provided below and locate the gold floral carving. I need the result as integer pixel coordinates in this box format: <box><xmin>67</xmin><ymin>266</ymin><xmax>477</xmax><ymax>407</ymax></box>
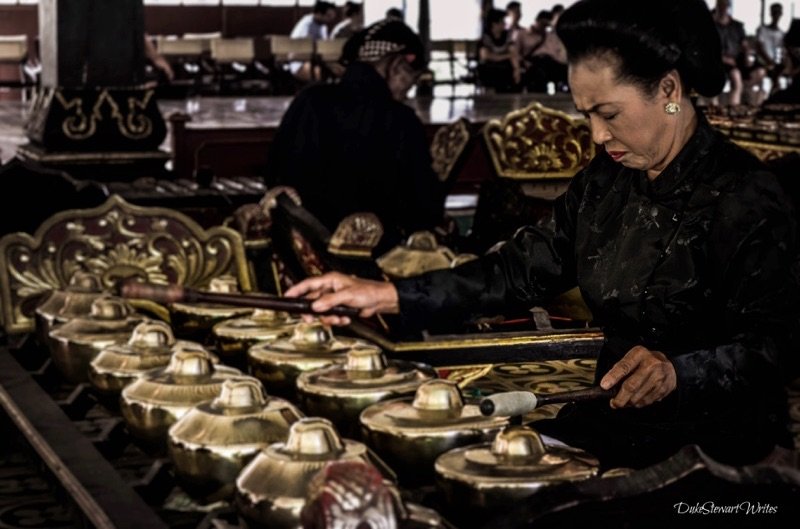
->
<box><xmin>55</xmin><ymin>89</ymin><xmax>155</xmax><ymax>141</ymax></box>
<box><xmin>0</xmin><ymin>195</ymin><xmax>252</xmax><ymax>334</ymax></box>
<box><xmin>483</xmin><ymin>102</ymin><xmax>595</xmax><ymax>179</ymax></box>
<box><xmin>732</xmin><ymin>140</ymin><xmax>800</xmax><ymax>162</ymax></box>
<box><xmin>328</xmin><ymin>213</ymin><xmax>384</xmax><ymax>258</ymax></box>
<box><xmin>430</xmin><ymin>118</ymin><xmax>471</xmax><ymax>182</ymax></box>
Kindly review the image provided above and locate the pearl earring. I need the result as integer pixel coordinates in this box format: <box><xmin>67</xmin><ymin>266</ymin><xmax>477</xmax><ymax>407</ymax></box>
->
<box><xmin>665</xmin><ymin>102</ymin><xmax>681</xmax><ymax>115</ymax></box>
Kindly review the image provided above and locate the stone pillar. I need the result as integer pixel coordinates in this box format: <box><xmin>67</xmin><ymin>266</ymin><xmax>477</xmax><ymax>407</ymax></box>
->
<box><xmin>40</xmin><ymin>0</ymin><xmax>145</xmax><ymax>87</ymax></box>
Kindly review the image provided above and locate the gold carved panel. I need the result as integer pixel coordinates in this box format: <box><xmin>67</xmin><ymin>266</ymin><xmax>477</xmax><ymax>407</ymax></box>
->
<box><xmin>328</xmin><ymin>213</ymin><xmax>384</xmax><ymax>259</ymax></box>
<box><xmin>483</xmin><ymin>102</ymin><xmax>596</xmax><ymax>179</ymax></box>
<box><xmin>0</xmin><ymin>195</ymin><xmax>252</xmax><ymax>334</ymax></box>
<box><xmin>733</xmin><ymin>140</ymin><xmax>800</xmax><ymax>162</ymax></box>
<box><xmin>430</xmin><ymin>118</ymin><xmax>471</xmax><ymax>183</ymax></box>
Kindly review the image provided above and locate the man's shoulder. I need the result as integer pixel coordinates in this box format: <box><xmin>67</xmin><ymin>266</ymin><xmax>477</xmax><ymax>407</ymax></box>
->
<box><xmin>285</xmin><ymin>83</ymin><xmax>340</xmax><ymax>114</ymax></box>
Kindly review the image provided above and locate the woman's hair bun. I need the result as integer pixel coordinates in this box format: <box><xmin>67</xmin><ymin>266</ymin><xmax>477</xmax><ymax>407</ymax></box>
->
<box><xmin>557</xmin><ymin>0</ymin><xmax>725</xmax><ymax>97</ymax></box>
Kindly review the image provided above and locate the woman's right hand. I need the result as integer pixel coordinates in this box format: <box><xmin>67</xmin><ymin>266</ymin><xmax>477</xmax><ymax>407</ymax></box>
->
<box><xmin>284</xmin><ymin>272</ymin><xmax>400</xmax><ymax>326</ymax></box>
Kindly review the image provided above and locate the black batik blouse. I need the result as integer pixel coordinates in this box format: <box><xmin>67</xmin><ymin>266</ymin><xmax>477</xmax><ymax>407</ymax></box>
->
<box><xmin>396</xmin><ymin>116</ymin><xmax>799</xmax><ymax>463</ymax></box>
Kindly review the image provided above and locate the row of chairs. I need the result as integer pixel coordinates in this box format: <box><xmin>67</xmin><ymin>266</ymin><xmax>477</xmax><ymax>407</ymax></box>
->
<box><xmin>153</xmin><ymin>34</ymin><xmax>347</xmax><ymax>95</ymax></box>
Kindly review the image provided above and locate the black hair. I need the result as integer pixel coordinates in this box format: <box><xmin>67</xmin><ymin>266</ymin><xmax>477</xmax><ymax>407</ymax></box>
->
<box><xmin>386</xmin><ymin>8</ymin><xmax>403</xmax><ymax>19</ymax></box>
<box><xmin>536</xmin><ymin>10</ymin><xmax>553</xmax><ymax>22</ymax></box>
<box><xmin>313</xmin><ymin>1</ymin><xmax>336</xmax><ymax>15</ymax></box>
<box><xmin>345</xmin><ymin>2</ymin><xmax>362</xmax><ymax>17</ymax></box>
<box><xmin>506</xmin><ymin>2</ymin><xmax>521</xmax><ymax>11</ymax></box>
<box><xmin>557</xmin><ymin>0</ymin><xmax>725</xmax><ymax>97</ymax></box>
<box><xmin>486</xmin><ymin>8</ymin><xmax>507</xmax><ymax>26</ymax></box>
<box><xmin>552</xmin><ymin>4</ymin><xmax>565</xmax><ymax>15</ymax></box>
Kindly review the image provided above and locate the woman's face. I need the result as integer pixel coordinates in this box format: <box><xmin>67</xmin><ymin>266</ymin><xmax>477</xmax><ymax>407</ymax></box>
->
<box><xmin>569</xmin><ymin>56</ymin><xmax>677</xmax><ymax>176</ymax></box>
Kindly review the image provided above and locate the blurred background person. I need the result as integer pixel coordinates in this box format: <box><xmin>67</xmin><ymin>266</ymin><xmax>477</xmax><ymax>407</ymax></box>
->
<box><xmin>332</xmin><ymin>2</ymin><xmax>364</xmax><ymax>40</ymax></box>
<box><xmin>478</xmin><ymin>8</ymin><xmax>521</xmax><ymax>93</ymax></box>
<box><xmin>713</xmin><ymin>0</ymin><xmax>746</xmax><ymax>105</ymax></box>
<box><xmin>757</xmin><ymin>2</ymin><xmax>786</xmax><ymax>95</ymax></box>
<box><xmin>290</xmin><ymin>1</ymin><xmax>337</xmax><ymax>82</ymax></box>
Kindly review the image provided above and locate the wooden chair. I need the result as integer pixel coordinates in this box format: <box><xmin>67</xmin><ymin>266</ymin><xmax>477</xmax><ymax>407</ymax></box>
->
<box><xmin>155</xmin><ymin>36</ymin><xmax>208</xmax><ymax>92</ymax></box>
<box><xmin>266</xmin><ymin>35</ymin><xmax>315</xmax><ymax>90</ymax></box>
<box><xmin>210</xmin><ymin>37</ymin><xmax>256</xmax><ymax>92</ymax></box>
<box><xmin>268</xmin><ymin>35</ymin><xmax>315</xmax><ymax>65</ymax></box>
<box><xmin>315</xmin><ymin>38</ymin><xmax>347</xmax><ymax>63</ymax></box>
<box><xmin>0</xmin><ymin>195</ymin><xmax>253</xmax><ymax>335</ymax></box>
<box><xmin>314</xmin><ymin>38</ymin><xmax>347</xmax><ymax>80</ymax></box>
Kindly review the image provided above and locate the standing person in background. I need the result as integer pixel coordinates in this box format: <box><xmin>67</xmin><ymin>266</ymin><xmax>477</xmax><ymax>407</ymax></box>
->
<box><xmin>766</xmin><ymin>19</ymin><xmax>800</xmax><ymax>104</ymax></box>
<box><xmin>713</xmin><ymin>0</ymin><xmax>746</xmax><ymax>105</ymax></box>
<box><xmin>290</xmin><ymin>1</ymin><xmax>337</xmax><ymax>82</ymax></box>
<box><xmin>757</xmin><ymin>3</ymin><xmax>786</xmax><ymax>95</ymax></box>
<box><xmin>333</xmin><ymin>2</ymin><xmax>364</xmax><ymax>40</ymax></box>
<box><xmin>505</xmin><ymin>1</ymin><xmax>527</xmax><ymax>44</ymax></box>
<box><xmin>478</xmin><ymin>8</ymin><xmax>521</xmax><ymax>92</ymax></box>
<box><xmin>266</xmin><ymin>21</ymin><xmax>445</xmax><ymax>251</ymax></box>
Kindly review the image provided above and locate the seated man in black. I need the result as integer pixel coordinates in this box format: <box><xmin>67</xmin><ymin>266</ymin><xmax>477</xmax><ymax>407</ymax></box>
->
<box><xmin>265</xmin><ymin>20</ymin><xmax>445</xmax><ymax>251</ymax></box>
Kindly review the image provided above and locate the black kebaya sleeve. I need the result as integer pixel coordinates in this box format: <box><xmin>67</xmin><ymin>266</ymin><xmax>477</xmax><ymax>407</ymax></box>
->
<box><xmin>670</xmin><ymin>170</ymin><xmax>800</xmax><ymax>416</ymax></box>
<box><xmin>394</xmin><ymin>169</ymin><xmax>589</xmax><ymax>330</ymax></box>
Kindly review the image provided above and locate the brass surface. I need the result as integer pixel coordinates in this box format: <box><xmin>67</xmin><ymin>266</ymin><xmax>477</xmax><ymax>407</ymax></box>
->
<box><xmin>120</xmin><ymin>349</ymin><xmax>242</xmax><ymax>448</ymax></box>
<box><xmin>247</xmin><ymin>322</ymin><xmax>374</xmax><ymax>399</ymax></box>
<box><xmin>212</xmin><ymin>309</ymin><xmax>298</xmax><ymax>361</ymax></box>
<box><xmin>170</xmin><ymin>276</ymin><xmax>255</xmax><ymax>337</ymax></box>
<box><xmin>235</xmin><ymin>418</ymin><xmax>387</xmax><ymax>529</ymax></box>
<box><xmin>376</xmin><ymin>231</ymin><xmax>456</xmax><ymax>279</ymax></box>
<box><xmin>360</xmin><ymin>380</ymin><xmax>509</xmax><ymax>486</ymax></box>
<box><xmin>34</xmin><ymin>271</ymin><xmax>105</xmax><ymax>348</ymax></box>
<box><xmin>48</xmin><ymin>297</ymin><xmax>143</xmax><ymax>383</ymax></box>
<box><xmin>0</xmin><ymin>195</ymin><xmax>252</xmax><ymax>335</ymax></box>
<box><xmin>435</xmin><ymin>426</ymin><xmax>598</xmax><ymax>511</ymax></box>
<box><xmin>167</xmin><ymin>377</ymin><xmax>304</xmax><ymax>502</ymax></box>
<box><xmin>296</xmin><ymin>348</ymin><xmax>436</xmax><ymax>438</ymax></box>
<box><xmin>483</xmin><ymin>102</ymin><xmax>595</xmax><ymax>179</ymax></box>
<box><xmin>88</xmin><ymin>319</ymin><xmax>176</xmax><ymax>395</ymax></box>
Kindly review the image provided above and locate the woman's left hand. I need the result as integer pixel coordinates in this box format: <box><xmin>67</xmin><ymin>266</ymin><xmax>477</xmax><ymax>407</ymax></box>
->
<box><xmin>599</xmin><ymin>346</ymin><xmax>677</xmax><ymax>409</ymax></box>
